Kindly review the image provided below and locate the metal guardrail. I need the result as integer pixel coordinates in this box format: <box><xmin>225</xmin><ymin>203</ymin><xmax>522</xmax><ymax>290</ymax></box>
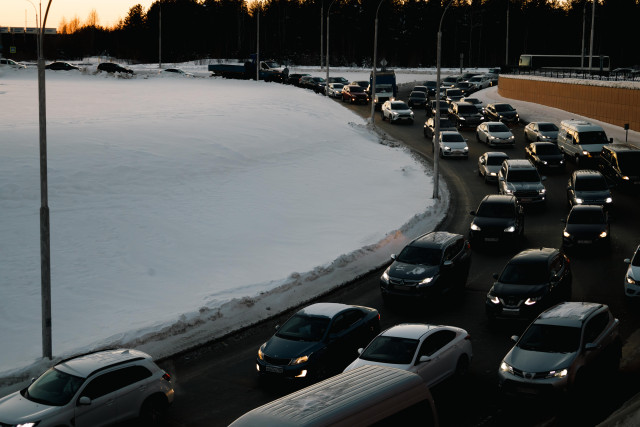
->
<box><xmin>511</xmin><ymin>68</ymin><xmax>640</xmax><ymax>82</ymax></box>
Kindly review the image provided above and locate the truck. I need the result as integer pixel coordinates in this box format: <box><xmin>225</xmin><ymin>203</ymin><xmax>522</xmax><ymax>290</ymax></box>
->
<box><xmin>369</xmin><ymin>69</ymin><xmax>397</xmax><ymax>110</ymax></box>
<box><xmin>208</xmin><ymin>55</ymin><xmax>286</xmax><ymax>82</ymax></box>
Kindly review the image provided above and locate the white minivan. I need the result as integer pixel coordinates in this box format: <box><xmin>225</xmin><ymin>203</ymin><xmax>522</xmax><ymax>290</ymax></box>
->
<box><xmin>557</xmin><ymin>119</ymin><xmax>612</xmax><ymax>166</ymax></box>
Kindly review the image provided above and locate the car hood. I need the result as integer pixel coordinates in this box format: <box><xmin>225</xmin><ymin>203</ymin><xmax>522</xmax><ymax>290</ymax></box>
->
<box><xmin>581</xmin><ymin>143</ymin><xmax>606</xmax><ymax>154</ymax></box>
<box><xmin>491</xmin><ymin>282</ymin><xmax>548</xmax><ymax>297</ymax></box>
<box><xmin>539</xmin><ymin>131</ymin><xmax>558</xmax><ymax>139</ymax></box>
<box><xmin>388</xmin><ymin>262</ymin><xmax>439</xmax><ymax>280</ymax></box>
<box><xmin>263</xmin><ymin>335</ymin><xmax>323</xmax><ymax>360</ymax></box>
<box><xmin>504</xmin><ymin>347</ymin><xmax>576</xmax><ymax>373</ymax></box>
<box><xmin>489</xmin><ymin>131</ymin><xmax>513</xmax><ymax>139</ymax></box>
<box><xmin>565</xmin><ymin>223</ymin><xmax>607</xmax><ymax>236</ymax></box>
<box><xmin>392</xmin><ymin>109</ymin><xmax>413</xmax><ymax>114</ymax></box>
<box><xmin>0</xmin><ymin>390</ymin><xmax>59</xmax><ymax>424</ymax></box>
<box><xmin>496</xmin><ymin>110</ymin><xmax>518</xmax><ymax>118</ymax></box>
<box><xmin>442</xmin><ymin>142</ymin><xmax>467</xmax><ymax>149</ymax></box>
<box><xmin>505</xmin><ymin>182</ymin><xmax>544</xmax><ymax>192</ymax></box>
<box><xmin>472</xmin><ymin>216</ymin><xmax>514</xmax><ymax>229</ymax></box>
<box><xmin>574</xmin><ymin>189</ymin><xmax>611</xmax><ymax>201</ymax></box>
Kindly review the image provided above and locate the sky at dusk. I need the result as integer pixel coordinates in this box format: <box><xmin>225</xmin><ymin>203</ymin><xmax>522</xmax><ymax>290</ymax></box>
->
<box><xmin>2</xmin><ymin>0</ymin><xmax>155</xmax><ymax>29</ymax></box>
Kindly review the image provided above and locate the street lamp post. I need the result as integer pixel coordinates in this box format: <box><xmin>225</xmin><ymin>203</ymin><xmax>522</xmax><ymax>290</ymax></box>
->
<box><xmin>433</xmin><ymin>0</ymin><xmax>454</xmax><ymax>200</ymax></box>
<box><xmin>256</xmin><ymin>3</ymin><xmax>260</xmax><ymax>81</ymax></box>
<box><xmin>320</xmin><ymin>3</ymin><xmax>324</xmax><ymax>69</ymax></box>
<box><xmin>325</xmin><ymin>0</ymin><xmax>336</xmax><ymax>95</ymax></box>
<box><xmin>588</xmin><ymin>0</ymin><xmax>596</xmax><ymax>72</ymax></box>
<box><xmin>369</xmin><ymin>0</ymin><xmax>385</xmax><ymax>124</ymax></box>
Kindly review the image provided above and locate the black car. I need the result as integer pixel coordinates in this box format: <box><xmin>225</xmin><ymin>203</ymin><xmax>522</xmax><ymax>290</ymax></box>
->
<box><xmin>427</xmin><ymin>100</ymin><xmax>450</xmax><ymax>118</ymax></box>
<box><xmin>486</xmin><ymin>248</ymin><xmax>572</xmax><ymax>322</ymax></box>
<box><xmin>484</xmin><ymin>103</ymin><xmax>519</xmax><ymax>124</ymax></box>
<box><xmin>455</xmin><ymin>81</ymin><xmax>476</xmax><ymax>96</ymax></box>
<box><xmin>45</xmin><ymin>61</ymin><xmax>79</xmax><ymax>71</ymax></box>
<box><xmin>469</xmin><ymin>195</ymin><xmax>524</xmax><ymax>247</ymax></box>
<box><xmin>423</xmin><ymin>80</ymin><xmax>437</xmax><ymax>98</ymax></box>
<box><xmin>561</xmin><ymin>205</ymin><xmax>610</xmax><ymax>251</ymax></box>
<box><xmin>423</xmin><ymin>117</ymin><xmax>456</xmax><ymax>139</ymax></box>
<box><xmin>380</xmin><ymin>231</ymin><xmax>472</xmax><ymax>304</ymax></box>
<box><xmin>286</xmin><ymin>73</ymin><xmax>310</xmax><ymax>86</ymax></box>
<box><xmin>448</xmin><ymin>102</ymin><xmax>484</xmax><ymax>130</ymax></box>
<box><xmin>524</xmin><ymin>142</ymin><xmax>565</xmax><ymax>171</ymax></box>
<box><xmin>598</xmin><ymin>143</ymin><xmax>640</xmax><ymax>188</ymax></box>
<box><xmin>97</xmin><ymin>62</ymin><xmax>133</xmax><ymax>74</ymax></box>
<box><xmin>256</xmin><ymin>303</ymin><xmax>380</xmax><ymax>382</ymax></box>
<box><xmin>408</xmin><ymin>91</ymin><xmax>428</xmax><ymax>109</ymax></box>
<box><xmin>566</xmin><ymin>169</ymin><xmax>613</xmax><ymax>208</ymax></box>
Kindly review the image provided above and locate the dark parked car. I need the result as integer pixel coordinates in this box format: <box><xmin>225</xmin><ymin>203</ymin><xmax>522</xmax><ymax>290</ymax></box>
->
<box><xmin>342</xmin><ymin>85</ymin><xmax>369</xmax><ymax>104</ymax></box>
<box><xmin>486</xmin><ymin>248</ymin><xmax>572</xmax><ymax>322</ymax></box>
<box><xmin>449</xmin><ymin>101</ymin><xmax>484</xmax><ymax>129</ymax></box>
<box><xmin>525</xmin><ymin>142</ymin><xmax>565</xmax><ymax>170</ymax></box>
<box><xmin>598</xmin><ymin>143</ymin><xmax>640</xmax><ymax>188</ymax></box>
<box><xmin>408</xmin><ymin>91</ymin><xmax>428</xmax><ymax>109</ymax></box>
<box><xmin>566</xmin><ymin>169</ymin><xmax>613</xmax><ymax>208</ymax></box>
<box><xmin>256</xmin><ymin>302</ymin><xmax>380</xmax><ymax>381</ymax></box>
<box><xmin>424</xmin><ymin>117</ymin><xmax>456</xmax><ymax>139</ymax></box>
<box><xmin>97</xmin><ymin>62</ymin><xmax>133</xmax><ymax>74</ymax></box>
<box><xmin>561</xmin><ymin>205</ymin><xmax>610</xmax><ymax>251</ymax></box>
<box><xmin>45</xmin><ymin>61</ymin><xmax>79</xmax><ymax>71</ymax></box>
<box><xmin>380</xmin><ymin>231</ymin><xmax>472</xmax><ymax>304</ymax></box>
<box><xmin>469</xmin><ymin>195</ymin><xmax>524</xmax><ymax>247</ymax></box>
<box><xmin>485</xmin><ymin>103</ymin><xmax>519</xmax><ymax>124</ymax></box>
<box><xmin>478</xmin><ymin>151</ymin><xmax>509</xmax><ymax>184</ymax></box>
<box><xmin>286</xmin><ymin>73</ymin><xmax>310</xmax><ymax>86</ymax></box>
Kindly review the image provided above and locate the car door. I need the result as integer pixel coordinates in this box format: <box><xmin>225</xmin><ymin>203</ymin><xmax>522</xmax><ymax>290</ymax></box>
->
<box><xmin>112</xmin><ymin>365</ymin><xmax>155</xmax><ymax>421</ymax></box>
<box><xmin>325</xmin><ymin>311</ymin><xmax>360</xmax><ymax>370</ymax></box>
<box><xmin>75</xmin><ymin>370</ymin><xmax>123</xmax><ymax>427</ymax></box>
<box><xmin>579</xmin><ymin>311</ymin><xmax>611</xmax><ymax>370</ymax></box>
<box><xmin>414</xmin><ymin>330</ymin><xmax>458</xmax><ymax>387</ymax></box>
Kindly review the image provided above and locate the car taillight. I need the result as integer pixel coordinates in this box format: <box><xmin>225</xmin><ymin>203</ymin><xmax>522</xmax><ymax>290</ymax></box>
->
<box><xmin>162</xmin><ymin>372</ymin><xmax>171</xmax><ymax>381</ymax></box>
<box><xmin>464</xmin><ymin>334</ymin><xmax>471</xmax><ymax>340</ymax></box>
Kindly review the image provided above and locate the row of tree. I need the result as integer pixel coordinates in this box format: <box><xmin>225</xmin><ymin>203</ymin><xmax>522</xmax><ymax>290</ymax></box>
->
<box><xmin>3</xmin><ymin>0</ymin><xmax>639</xmax><ymax>69</ymax></box>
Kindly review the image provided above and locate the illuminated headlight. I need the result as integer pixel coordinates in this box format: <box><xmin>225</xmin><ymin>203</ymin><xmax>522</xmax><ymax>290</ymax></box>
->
<box><xmin>459</xmin><ymin>117</ymin><xmax>466</xmax><ymax>121</ymax></box>
<box><xmin>444</xmin><ymin>146</ymin><xmax>451</xmax><ymax>151</ymax></box>
<box><xmin>538</xmin><ymin>188</ymin><xmax>546</xmax><ymax>194</ymax></box>
<box><xmin>599</xmin><ymin>231</ymin><xmax>608</xmax><ymax>238</ymax></box>
<box><xmin>392</xmin><ymin>112</ymin><xmax>399</xmax><ymax>118</ymax></box>
<box><xmin>546</xmin><ymin>369</ymin><xmax>568</xmax><ymax>379</ymax></box>
<box><xmin>563</xmin><ymin>230</ymin><xmax>571</xmax><ymax>238</ymax></box>
<box><xmin>381</xmin><ymin>269</ymin><xmax>390</xmax><ymax>283</ymax></box>
<box><xmin>500</xmin><ymin>361</ymin><xmax>514</xmax><ymax>374</ymax></box>
<box><xmin>515</xmin><ymin>114</ymin><xmax>519</xmax><ymax>118</ymax></box>
<box><xmin>295</xmin><ymin>370</ymin><xmax>308</xmax><ymax>378</ymax></box>
<box><xmin>503</xmin><ymin>188</ymin><xmax>514</xmax><ymax>195</ymax></box>
<box><xmin>291</xmin><ymin>355</ymin><xmax>309</xmax><ymax>365</ymax></box>
<box><xmin>541</xmin><ymin>160</ymin><xmax>548</xmax><ymax>165</ymax></box>
<box><xmin>627</xmin><ymin>275</ymin><xmax>637</xmax><ymax>285</ymax></box>
<box><xmin>488</xmin><ymin>294</ymin><xmax>500</xmax><ymax>304</ymax></box>
<box><xmin>488</xmin><ymin>135</ymin><xmax>497</xmax><ymax>141</ymax></box>
<box><xmin>418</xmin><ymin>276</ymin><xmax>434</xmax><ymax>286</ymax></box>
<box><xmin>623</xmin><ymin>176</ymin><xmax>630</xmax><ymax>181</ymax></box>
<box><xmin>409</xmin><ymin>112</ymin><xmax>415</xmax><ymax>118</ymax></box>
<box><xmin>258</xmin><ymin>344</ymin><xmax>266</xmax><ymax>360</ymax></box>
<box><xmin>463</xmin><ymin>146</ymin><xmax>469</xmax><ymax>152</ymax></box>
<box><xmin>504</xmin><ymin>225</ymin><xmax>516</xmax><ymax>233</ymax></box>
<box><xmin>582</xmin><ymin>150</ymin><xmax>590</xmax><ymax>156</ymax></box>
<box><xmin>560</xmin><ymin>159</ymin><xmax>565</xmax><ymax>164</ymax></box>
<box><xmin>12</xmin><ymin>423</ymin><xmax>37</xmax><ymax>427</ymax></box>
<box><xmin>470</xmin><ymin>223</ymin><xmax>481</xmax><ymax>231</ymax></box>
<box><xmin>606</xmin><ymin>197</ymin><xmax>613</xmax><ymax>203</ymax></box>
<box><xmin>524</xmin><ymin>296</ymin><xmax>543</xmax><ymax>306</ymax></box>
<box><xmin>490</xmin><ymin>172</ymin><xmax>497</xmax><ymax>176</ymax></box>
<box><xmin>508</xmin><ymin>136</ymin><xmax>515</xmax><ymax>141</ymax></box>
<box><xmin>575</xmin><ymin>198</ymin><xmax>583</xmax><ymax>204</ymax></box>
<box><xmin>540</xmin><ymin>135</ymin><xmax>550</xmax><ymax>140</ymax></box>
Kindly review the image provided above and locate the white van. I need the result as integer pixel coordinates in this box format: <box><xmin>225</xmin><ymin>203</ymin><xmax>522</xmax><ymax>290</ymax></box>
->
<box><xmin>557</xmin><ymin>119</ymin><xmax>612</xmax><ymax>166</ymax></box>
<box><xmin>229</xmin><ymin>365</ymin><xmax>439</xmax><ymax>427</ymax></box>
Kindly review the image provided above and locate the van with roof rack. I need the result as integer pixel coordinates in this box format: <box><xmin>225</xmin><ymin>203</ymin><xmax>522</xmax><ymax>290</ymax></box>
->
<box><xmin>557</xmin><ymin>119</ymin><xmax>612</xmax><ymax>166</ymax></box>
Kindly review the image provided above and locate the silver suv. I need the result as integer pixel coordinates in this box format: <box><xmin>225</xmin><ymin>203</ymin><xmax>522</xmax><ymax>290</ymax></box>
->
<box><xmin>498</xmin><ymin>159</ymin><xmax>546</xmax><ymax>205</ymax></box>
<box><xmin>498</xmin><ymin>302</ymin><xmax>621</xmax><ymax>397</ymax></box>
<box><xmin>0</xmin><ymin>349</ymin><xmax>174</xmax><ymax>427</ymax></box>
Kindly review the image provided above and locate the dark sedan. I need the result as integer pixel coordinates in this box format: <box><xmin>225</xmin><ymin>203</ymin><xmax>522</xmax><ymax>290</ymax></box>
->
<box><xmin>97</xmin><ymin>62</ymin><xmax>133</xmax><ymax>74</ymax></box>
<box><xmin>256</xmin><ymin>303</ymin><xmax>380</xmax><ymax>382</ymax></box>
<box><xmin>566</xmin><ymin>169</ymin><xmax>613</xmax><ymax>208</ymax></box>
<box><xmin>486</xmin><ymin>248</ymin><xmax>572</xmax><ymax>322</ymax></box>
<box><xmin>469</xmin><ymin>195</ymin><xmax>524</xmax><ymax>247</ymax></box>
<box><xmin>408</xmin><ymin>91</ymin><xmax>428</xmax><ymax>109</ymax></box>
<box><xmin>485</xmin><ymin>103</ymin><xmax>519</xmax><ymax>124</ymax></box>
<box><xmin>525</xmin><ymin>142</ymin><xmax>565</xmax><ymax>171</ymax></box>
<box><xmin>562</xmin><ymin>205</ymin><xmax>610</xmax><ymax>251</ymax></box>
<box><xmin>45</xmin><ymin>61</ymin><xmax>79</xmax><ymax>71</ymax></box>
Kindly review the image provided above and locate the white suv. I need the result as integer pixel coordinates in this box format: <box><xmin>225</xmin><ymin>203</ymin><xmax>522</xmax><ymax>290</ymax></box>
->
<box><xmin>0</xmin><ymin>349</ymin><xmax>174</xmax><ymax>427</ymax></box>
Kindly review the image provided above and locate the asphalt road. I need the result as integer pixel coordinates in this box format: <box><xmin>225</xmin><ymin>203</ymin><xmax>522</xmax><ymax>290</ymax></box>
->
<box><xmin>151</xmin><ymin>85</ymin><xmax>640</xmax><ymax>427</ymax></box>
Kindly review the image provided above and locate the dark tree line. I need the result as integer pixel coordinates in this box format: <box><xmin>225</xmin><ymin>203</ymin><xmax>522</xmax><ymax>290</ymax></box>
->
<box><xmin>3</xmin><ymin>0</ymin><xmax>639</xmax><ymax>69</ymax></box>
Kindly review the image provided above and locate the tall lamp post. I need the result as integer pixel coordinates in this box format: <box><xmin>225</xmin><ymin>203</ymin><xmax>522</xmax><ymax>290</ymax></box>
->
<box><xmin>588</xmin><ymin>0</ymin><xmax>595</xmax><ymax>72</ymax></box>
<box><xmin>369</xmin><ymin>0</ymin><xmax>385</xmax><ymax>124</ymax></box>
<box><xmin>433</xmin><ymin>0</ymin><xmax>454</xmax><ymax>200</ymax></box>
<box><xmin>256</xmin><ymin>2</ymin><xmax>260</xmax><ymax>81</ymax></box>
<box><xmin>320</xmin><ymin>2</ymin><xmax>324</xmax><ymax>69</ymax></box>
<box><xmin>324</xmin><ymin>0</ymin><xmax>336</xmax><ymax>95</ymax></box>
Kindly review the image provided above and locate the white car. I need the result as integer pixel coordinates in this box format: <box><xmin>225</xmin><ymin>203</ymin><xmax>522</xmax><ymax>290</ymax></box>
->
<box><xmin>344</xmin><ymin>323</ymin><xmax>473</xmax><ymax>388</ymax></box>
<box><xmin>381</xmin><ymin>100</ymin><xmax>414</xmax><ymax>124</ymax></box>
<box><xmin>625</xmin><ymin>244</ymin><xmax>640</xmax><ymax>298</ymax></box>
<box><xmin>434</xmin><ymin>130</ymin><xmax>469</xmax><ymax>158</ymax></box>
<box><xmin>326</xmin><ymin>82</ymin><xmax>344</xmax><ymax>98</ymax></box>
<box><xmin>524</xmin><ymin>121</ymin><xmax>559</xmax><ymax>143</ymax></box>
<box><xmin>476</xmin><ymin>121</ymin><xmax>515</xmax><ymax>147</ymax></box>
<box><xmin>0</xmin><ymin>349</ymin><xmax>174</xmax><ymax>427</ymax></box>
<box><xmin>466</xmin><ymin>75</ymin><xmax>491</xmax><ymax>90</ymax></box>
<box><xmin>0</xmin><ymin>58</ymin><xmax>27</xmax><ymax>69</ymax></box>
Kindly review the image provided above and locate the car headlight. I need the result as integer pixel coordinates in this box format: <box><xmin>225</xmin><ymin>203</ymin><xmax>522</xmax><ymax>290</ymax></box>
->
<box><xmin>627</xmin><ymin>275</ymin><xmax>637</xmax><ymax>285</ymax></box>
<box><xmin>500</xmin><ymin>361</ymin><xmax>514</xmax><ymax>374</ymax></box>
<box><xmin>575</xmin><ymin>198</ymin><xmax>583</xmax><ymax>204</ymax></box>
<box><xmin>488</xmin><ymin>135</ymin><xmax>497</xmax><ymax>141</ymax></box>
<box><xmin>503</xmin><ymin>188</ymin><xmax>514</xmax><ymax>195</ymax></box>
<box><xmin>504</xmin><ymin>225</ymin><xmax>516</xmax><ymax>233</ymax></box>
<box><xmin>488</xmin><ymin>294</ymin><xmax>500</xmax><ymax>304</ymax></box>
<box><xmin>606</xmin><ymin>197</ymin><xmax>613</xmax><ymax>204</ymax></box>
<box><xmin>508</xmin><ymin>136</ymin><xmax>515</xmax><ymax>141</ymax></box>
<box><xmin>13</xmin><ymin>423</ymin><xmax>38</xmax><ymax>427</ymax></box>
<box><xmin>540</xmin><ymin>135</ymin><xmax>550</xmax><ymax>140</ymax></box>
<box><xmin>470</xmin><ymin>223</ymin><xmax>481</xmax><ymax>231</ymax></box>
<box><xmin>541</xmin><ymin>160</ymin><xmax>548</xmax><ymax>165</ymax></box>
<box><xmin>563</xmin><ymin>230</ymin><xmax>571</xmax><ymax>238</ymax></box>
<box><xmin>418</xmin><ymin>276</ymin><xmax>434</xmax><ymax>286</ymax></box>
<box><xmin>582</xmin><ymin>150</ymin><xmax>590</xmax><ymax>156</ymax></box>
<box><xmin>599</xmin><ymin>231</ymin><xmax>608</xmax><ymax>238</ymax></box>
<box><xmin>444</xmin><ymin>146</ymin><xmax>451</xmax><ymax>151</ymax></box>
<box><xmin>463</xmin><ymin>146</ymin><xmax>469</xmax><ymax>152</ymax></box>
<box><xmin>381</xmin><ymin>269</ymin><xmax>390</xmax><ymax>283</ymax></box>
<box><xmin>538</xmin><ymin>188</ymin><xmax>546</xmax><ymax>194</ymax></box>
<box><xmin>490</xmin><ymin>172</ymin><xmax>497</xmax><ymax>176</ymax></box>
<box><xmin>623</xmin><ymin>176</ymin><xmax>630</xmax><ymax>181</ymax></box>
<box><xmin>546</xmin><ymin>368</ymin><xmax>568</xmax><ymax>379</ymax></box>
<box><xmin>459</xmin><ymin>117</ymin><xmax>466</xmax><ymax>121</ymax></box>
<box><xmin>524</xmin><ymin>296</ymin><xmax>543</xmax><ymax>306</ymax></box>
<box><xmin>258</xmin><ymin>344</ymin><xmax>266</xmax><ymax>360</ymax></box>
<box><xmin>291</xmin><ymin>355</ymin><xmax>309</xmax><ymax>365</ymax></box>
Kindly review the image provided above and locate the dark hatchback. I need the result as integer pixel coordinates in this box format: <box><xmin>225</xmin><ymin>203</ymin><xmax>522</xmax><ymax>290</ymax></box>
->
<box><xmin>566</xmin><ymin>169</ymin><xmax>613</xmax><ymax>208</ymax></box>
<box><xmin>256</xmin><ymin>303</ymin><xmax>380</xmax><ymax>382</ymax></box>
<box><xmin>525</xmin><ymin>142</ymin><xmax>565</xmax><ymax>171</ymax></box>
<box><xmin>408</xmin><ymin>91</ymin><xmax>428</xmax><ymax>109</ymax></box>
<box><xmin>380</xmin><ymin>231</ymin><xmax>471</xmax><ymax>304</ymax></box>
<box><xmin>485</xmin><ymin>103</ymin><xmax>519</xmax><ymax>124</ymax></box>
<box><xmin>97</xmin><ymin>62</ymin><xmax>133</xmax><ymax>74</ymax></box>
<box><xmin>469</xmin><ymin>195</ymin><xmax>524</xmax><ymax>247</ymax></box>
<box><xmin>486</xmin><ymin>248</ymin><xmax>572</xmax><ymax>322</ymax></box>
<box><xmin>561</xmin><ymin>205</ymin><xmax>610</xmax><ymax>251</ymax></box>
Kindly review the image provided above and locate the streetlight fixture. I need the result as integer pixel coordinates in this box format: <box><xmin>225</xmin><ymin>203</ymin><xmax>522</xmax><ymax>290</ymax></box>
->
<box><xmin>369</xmin><ymin>0</ymin><xmax>385</xmax><ymax>124</ymax></box>
<box><xmin>433</xmin><ymin>0</ymin><xmax>454</xmax><ymax>200</ymax></box>
<box><xmin>325</xmin><ymin>0</ymin><xmax>337</xmax><ymax>95</ymax></box>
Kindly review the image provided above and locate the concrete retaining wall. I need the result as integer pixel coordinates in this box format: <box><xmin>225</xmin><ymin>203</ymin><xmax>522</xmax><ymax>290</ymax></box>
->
<box><xmin>498</xmin><ymin>76</ymin><xmax>640</xmax><ymax>132</ymax></box>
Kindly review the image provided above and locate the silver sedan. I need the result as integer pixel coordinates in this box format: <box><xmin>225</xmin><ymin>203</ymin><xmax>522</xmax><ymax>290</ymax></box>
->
<box><xmin>476</xmin><ymin>122</ymin><xmax>515</xmax><ymax>148</ymax></box>
<box><xmin>524</xmin><ymin>122</ymin><xmax>559</xmax><ymax>143</ymax></box>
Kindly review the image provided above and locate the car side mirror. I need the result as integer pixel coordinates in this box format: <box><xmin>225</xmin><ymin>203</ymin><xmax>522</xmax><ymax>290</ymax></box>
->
<box><xmin>510</xmin><ymin>335</ymin><xmax>519</xmax><ymax>343</ymax></box>
<box><xmin>357</xmin><ymin>348</ymin><xmax>363</xmax><ymax>355</ymax></box>
<box><xmin>560</xmin><ymin>218</ymin><xmax>566</xmax><ymax>223</ymax></box>
<box><xmin>78</xmin><ymin>396</ymin><xmax>92</xmax><ymax>406</ymax></box>
<box><xmin>541</xmin><ymin>176</ymin><xmax>547</xmax><ymax>181</ymax></box>
<box><xmin>418</xmin><ymin>355</ymin><xmax>430</xmax><ymax>363</ymax></box>
<box><xmin>610</xmin><ymin>138</ymin><xmax>614</xmax><ymax>143</ymax></box>
<box><xmin>585</xmin><ymin>342</ymin><xmax>599</xmax><ymax>351</ymax></box>
<box><xmin>390</xmin><ymin>254</ymin><xmax>396</xmax><ymax>261</ymax></box>
<box><xmin>470</xmin><ymin>211</ymin><xmax>476</xmax><ymax>216</ymax></box>
<box><xmin>493</xmin><ymin>273</ymin><xmax>499</xmax><ymax>280</ymax></box>
<box><xmin>624</xmin><ymin>258</ymin><xmax>631</xmax><ymax>264</ymax></box>
<box><xmin>443</xmin><ymin>260</ymin><xmax>453</xmax><ymax>268</ymax></box>
<box><xmin>275</xmin><ymin>324</ymin><xmax>280</xmax><ymax>330</ymax></box>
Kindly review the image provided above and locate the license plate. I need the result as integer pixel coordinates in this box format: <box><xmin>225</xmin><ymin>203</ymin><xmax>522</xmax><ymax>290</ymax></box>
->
<box><xmin>502</xmin><ymin>308</ymin><xmax>520</xmax><ymax>315</ymax></box>
<box><xmin>578</xmin><ymin>240</ymin><xmax>591</xmax><ymax>244</ymax></box>
<box><xmin>485</xmin><ymin>237</ymin><xmax>499</xmax><ymax>242</ymax></box>
<box><xmin>516</xmin><ymin>385</ymin><xmax>538</xmax><ymax>395</ymax></box>
<box><xmin>521</xmin><ymin>198</ymin><xmax>532</xmax><ymax>202</ymax></box>
<box><xmin>265</xmin><ymin>365</ymin><xmax>283</xmax><ymax>374</ymax></box>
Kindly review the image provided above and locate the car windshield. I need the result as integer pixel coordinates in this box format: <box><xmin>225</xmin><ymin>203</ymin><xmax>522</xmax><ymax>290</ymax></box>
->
<box><xmin>264</xmin><ymin>61</ymin><xmax>279</xmax><ymax>68</ymax></box>
<box><xmin>538</xmin><ymin>123</ymin><xmax>558</xmax><ymax>132</ymax></box>
<box><xmin>396</xmin><ymin>245</ymin><xmax>442</xmax><ymax>266</ymax></box>
<box><xmin>376</xmin><ymin>85</ymin><xmax>392</xmax><ymax>93</ymax></box>
<box><xmin>476</xmin><ymin>202</ymin><xmax>515</xmax><ymax>218</ymax></box>
<box><xmin>350</xmin><ymin>86</ymin><xmax>365</xmax><ymax>93</ymax></box>
<box><xmin>567</xmin><ymin>209</ymin><xmax>605</xmax><ymax>224</ymax></box>
<box><xmin>411</xmin><ymin>92</ymin><xmax>426</xmax><ymax>98</ymax></box>
<box><xmin>632</xmin><ymin>249</ymin><xmax>640</xmax><ymax>267</ymax></box>
<box><xmin>495</xmin><ymin>104</ymin><xmax>515</xmax><ymax>112</ymax></box>
<box><xmin>439</xmin><ymin>119</ymin><xmax>454</xmax><ymax>128</ymax></box>
<box><xmin>442</xmin><ymin>133</ymin><xmax>465</xmax><ymax>143</ymax></box>
<box><xmin>499</xmin><ymin>261</ymin><xmax>549</xmax><ymax>284</ymax></box>
<box><xmin>507</xmin><ymin>169</ymin><xmax>540</xmax><ymax>182</ymax></box>
<box><xmin>360</xmin><ymin>336</ymin><xmax>419</xmax><ymax>365</ymax></box>
<box><xmin>488</xmin><ymin>124</ymin><xmax>510</xmax><ymax>133</ymax></box>
<box><xmin>458</xmin><ymin>105</ymin><xmax>478</xmax><ymax>114</ymax></box>
<box><xmin>535</xmin><ymin>145</ymin><xmax>561</xmax><ymax>155</ymax></box>
<box><xmin>578</xmin><ymin>131</ymin><xmax>608</xmax><ymax>144</ymax></box>
<box><xmin>517</xmin><ymin>324</ymin><xmax>581</xmax><ymax>353</ymax></box>
<box><xmin>23</xmin><ymin>367</ymin><xmax>84</xmax><ymax>406</ymax></box>
<box><xmin>487</xmin><ymin>155</ymin><xmax>509</xmax><ymax>166</ymax></box>
<box><xmin>391</xmin><ymin>102</ymin><xmax>410</xmax><ymax>110</ymax></box>
<box><xmin>575</xmin><ymin>176</ymin><xmax>608</xmax><ymax>191</ymax></box>
<box><xmin>617</xmin><ymin>152</ymin><xmax>640</xmax><ymax>175</ymax></box>
<box><xmin>447</xmin><ymin>90</ymin><xmax>462</xmax><ymax>96</ymax></box>
<box><xmin>332</xmin><ymin>84</ymin><xmax>344</xmax><ymax>89</ymax></box>
<box><xmin>276</xmin><ymin>314</ymin><xmax>330</xmax><ymax>342</ymax></box>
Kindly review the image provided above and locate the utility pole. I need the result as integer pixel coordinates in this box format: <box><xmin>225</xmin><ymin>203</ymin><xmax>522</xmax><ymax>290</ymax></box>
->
<box><xmin>158</xmin><ymin>4</ymin><xmax>162</xmax><ymax>68</ymax></box>
<box><xmin>588</xmin><ymin>0</ymin><xmax>596</xmax><ymax>72</ymax></box>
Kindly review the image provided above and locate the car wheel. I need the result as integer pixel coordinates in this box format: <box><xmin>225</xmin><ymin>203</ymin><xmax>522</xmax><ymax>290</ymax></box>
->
<box><xmin>139</xmin><ymin>395</ymin><xmax>168</xmax><ymax>427</ymax></box>
<box><xmin>455</xmin><ymin>354</ymin><xmax>470</xmax><ymax>378</ymax></box>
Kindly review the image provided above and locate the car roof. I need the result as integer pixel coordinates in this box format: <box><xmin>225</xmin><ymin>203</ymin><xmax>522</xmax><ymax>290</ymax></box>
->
<box><xmin>509</xmin><ymin>248</ymin><xmax>557</xmax><ymax>264</ymax></box>
<box><xmin>560</xmin><ymin>119</ymin><xmax>604</xmax><ymax>132</ymax></box>
<box><xmin>410</xmin><ymin>231</ymin><xmax>461</xmax><ymax>249</ymax></box>
<box><xmin>505</xmin><ymin>159</ymin><xmax>535</xmax><ymax>169</ymax></box>
<box><xmin>573</xmin><ymin>169</ymin><xmax>604</xmax><ymax>179</ymax></box>
<box><xmin>55</xmin><ymin>348</ymin><xmax>150</xmax><ymax>379</ymax></box>
<box><xmin>297</xmin><ymin>302</ymin><xmax>355</xmax><ymax>318</ymax></box>
<box><xmin>536</xmin><ymin>302</ymin><xmax>605</xmax><ymax>327</ymax></box>
<box><xmin>485</xmin><ymin>151</ymin><xmax>508</xmax><ymax>158</ymax></box>
<box><xmin>480</xmin><ymin>194</ymin><xmax>517</xmax><ymax>205</ymax></box>
<box><xmin>380</xmin><ymin>323</ymin><xmax>439</xmax><ymax>340</ymax></box>
<box><xmin>441</xmin><ymin>130</ymin><xmax>462</xmax><ymax>136</ymax></box>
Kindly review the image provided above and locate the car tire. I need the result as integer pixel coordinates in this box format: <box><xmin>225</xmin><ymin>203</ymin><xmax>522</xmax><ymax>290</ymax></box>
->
<box><xmin>139</xmin><ymin>395</ymin><xmax>168</xmax><ymax>427</ymax></box>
